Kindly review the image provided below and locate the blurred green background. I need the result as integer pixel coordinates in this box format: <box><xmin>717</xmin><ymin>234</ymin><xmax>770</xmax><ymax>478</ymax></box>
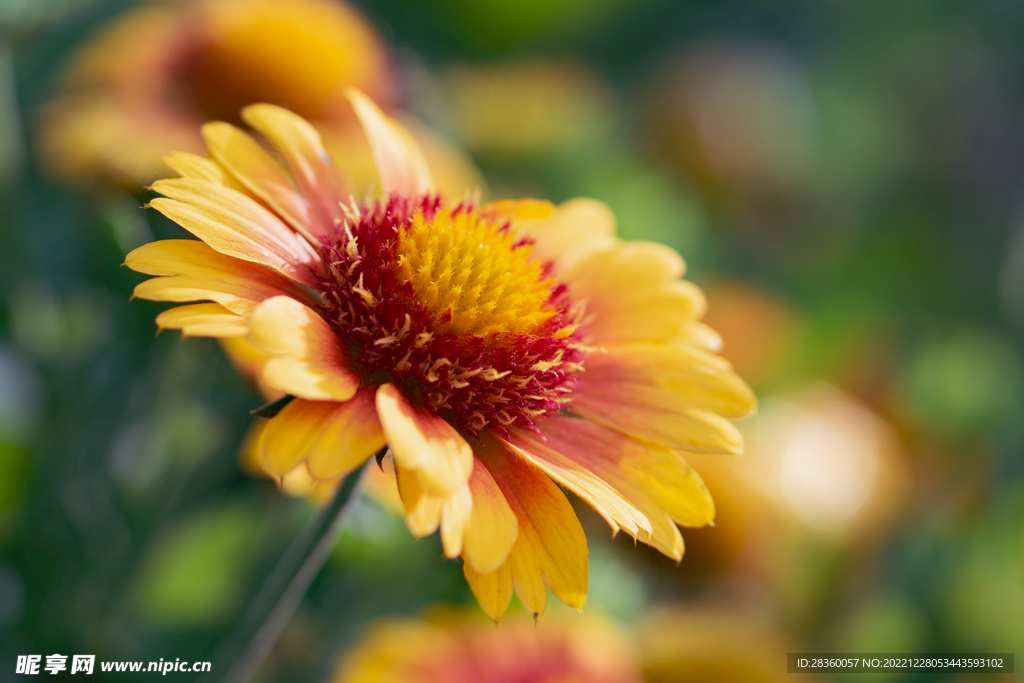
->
<box><xmin>2</xmin><ymin>0</ymin><xmax>1024</xmax><ymax>681</ymax></box>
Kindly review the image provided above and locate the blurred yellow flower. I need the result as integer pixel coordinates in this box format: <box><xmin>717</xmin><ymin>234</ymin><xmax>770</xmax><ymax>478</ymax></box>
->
<box><xmin>330</xmin><ymin>612</ymin><xmax>641</xmax><ymax>683</ymax></box>
<box><xmin>124</xmin><ymin>92</ymin><xmax>754</xmax><ymax>619</ymax></box>
<box><xmin>36</xmin><ymin>0</ymin><xmax>478</xmax><ymax>194</ymax></box>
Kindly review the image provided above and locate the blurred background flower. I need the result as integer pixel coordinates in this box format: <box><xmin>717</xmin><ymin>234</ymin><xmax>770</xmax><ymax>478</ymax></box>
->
<box><xmin>330</xmin><ymin>611</ymin><xmax>641</xmax><ymax>683</ymax></box>
<box><xmin>3</xmin><ymin>0</ymin><xmax>1024</xmax><ymax>680</ymax></box>
<box><xmin>35</xmin><ymin>0</ymin><xmax>479</xmax><ymax>196</ymax></box>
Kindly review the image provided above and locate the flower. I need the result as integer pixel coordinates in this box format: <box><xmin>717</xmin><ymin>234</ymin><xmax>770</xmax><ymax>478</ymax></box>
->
<box><xmin>330</xmin><ymin>612</ymin><xmax>641</xmax><ymax>683</ymax></box>
<box><xmin>37</xmin><ymin>0</ymin><xmax>478</xmax><ymax>195</ymax></box>
<box><xmin>125</xmin><ymin>91</ymin><xmax>756</xmax><ymax>619</ymax></box>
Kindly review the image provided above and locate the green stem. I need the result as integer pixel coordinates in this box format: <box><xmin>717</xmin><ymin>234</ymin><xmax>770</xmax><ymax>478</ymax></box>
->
<box><xmin>208</xmin><ymin>460</ymin><xmax>370</xmax><ymax>683</ymax></box>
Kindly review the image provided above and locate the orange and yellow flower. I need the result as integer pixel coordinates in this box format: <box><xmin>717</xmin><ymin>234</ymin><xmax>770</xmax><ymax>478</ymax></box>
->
<box><xmin>125</xmin><ymin>91</ymin><xmax>755</xmax><ymax>619</ymax></box>
<box><xmin>330</xmin><ymin>612</ymin><xmax>641</xmax><ymax>683</ymax></box>
<box><xmin>37</xmin><ymin>0</ymin><xmax>478</xmax><ymax>195</ymax></box>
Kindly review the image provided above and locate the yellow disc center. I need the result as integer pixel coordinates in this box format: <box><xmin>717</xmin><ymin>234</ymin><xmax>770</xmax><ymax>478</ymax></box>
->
<box><xmin>395</xmin><ymin>207</ymin><xmax>555</xmax><ymax>337</ymax></box>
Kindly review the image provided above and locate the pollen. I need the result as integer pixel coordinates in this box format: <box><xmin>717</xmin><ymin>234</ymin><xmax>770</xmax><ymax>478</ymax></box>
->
<box><xmin>395</xmin><ymin>207</ymin><xmax>555</xmax><ymax>338</ymax></box>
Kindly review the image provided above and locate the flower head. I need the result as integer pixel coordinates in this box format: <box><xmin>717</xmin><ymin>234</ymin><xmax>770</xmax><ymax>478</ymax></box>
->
<box><xmin>37</xmin><ymin>0</ymin><xmax>477</xmax><ymax>194</ymax></box>
<box><xmin>126</xmin><ymin>91</ymin><xmax>756</xmax><ymax>619</ymax></box>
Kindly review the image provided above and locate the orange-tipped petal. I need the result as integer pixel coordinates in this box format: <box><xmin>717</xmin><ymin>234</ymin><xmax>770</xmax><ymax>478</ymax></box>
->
<box><xmin>375</xmin><ymin>383</ymin><xmax>473</xmax><ymax>496</ymax></box>
<box><xmin>155</xmin><ymin>303</ymin><xmax>248</xmax><ymax>337</ymax></box>
<box><xmin>149</xmin><ymin>178</ymin><xmax>318</xmax><ymax>284</ymax></box>
<box><xmin>463</xmin><ymin>458</ymin><xmax>519</xmax><ymax>574</ymax></box>
<box><xmin>477</xmin><ymin>434</ymin><xmax>588</xmax><ymax>616</ymax></box>
<box><xmin>202</xmin><ymin>122</ymin><xmax>320</xmax><ymax>244</ymax></box>
<box><xmin>259</xmin><ymin>393</ymin><xmax>383</xmax><ymax>479</ymax></box>
<box><xmin>346</xmin><ymin>88</ymin><xmax>432</xmax><ymax>196</ymax></box>
<box><xmin>241</xmin><ymin>104</ymin><xmax>349</xmax><ymax>237</ymax></box>
<box><xmin>248</xmin><ymin>296</ymin><xmax>359</xmax><ymax>402</ymax></box>
<box><xmin>462</xmin><ymin>561</ymin><xmax>513</xmax><ymax>621</ymax></box>
<box><xmin>532</xmin><ymin>417</ymin><xmax>714</xmax><ymax>527</ymax></box>
<box><xmin>527</xmin><ymin>418</ymin><xmax>714</xmax><ymax>560</ymax></box>
<box><xmin>127</xmin><ymin>239</ymin><xmax>316</xmax><ymax>315</ymax></box>
<box><xmin>503</xmin><ymin>431</ymin><xmax>651</xmax><ymax>540</ymax></box>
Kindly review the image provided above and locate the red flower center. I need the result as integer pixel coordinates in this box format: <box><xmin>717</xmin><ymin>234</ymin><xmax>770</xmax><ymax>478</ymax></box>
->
<box><xmin>313</xmin><ymin>195</ymin><xmax>588</xmax><ymax>436</ymax></box>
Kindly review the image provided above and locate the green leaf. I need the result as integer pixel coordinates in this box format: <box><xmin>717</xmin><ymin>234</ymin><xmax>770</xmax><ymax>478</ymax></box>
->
<box><xmin>134</xmin><ymin>502</ymin><xmax>260</xmax><ymax>629</ymax></box>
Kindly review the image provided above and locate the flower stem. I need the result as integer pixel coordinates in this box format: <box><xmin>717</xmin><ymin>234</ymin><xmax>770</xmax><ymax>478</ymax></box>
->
<box><xmin>208</xmin><ymin>460</ymin><xmax>370</xmax><ymax>683</ymax></box>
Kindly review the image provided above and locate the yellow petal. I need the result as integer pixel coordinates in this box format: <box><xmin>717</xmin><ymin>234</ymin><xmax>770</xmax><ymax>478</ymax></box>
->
<box><xmin>508</xmin><ymin>539</ymin><xmax>547</xmax><ymax>618</ymax></box>
<box><xmin>462</xmin><ymin>561</ymin><xmax>513</xmax><ymax>621</ymax></box>
<box><xmin>374</xmin><ymin>383</ymin><xmax>473</xmax><ymax>496</ymax></box>
<box><xmin>248</xmin><ymin>296</ymin><xmax>359</xmax><ymax>402</ymax></box>
<box><xmin>237</xmin><ymin>418</ymin><xmax>269</xmax><ymax>477</ymax></box>
<box><xmin>463</xmin><ymin>458</ymin><xmax>519</xmax><ymax>574</ymax></box>
<box><xmin>163</xmin><ymin>152</ymin><xmax>246</xmax><ymax>192</ymax></box>
<box><xmin>149</xmin><ymin>178</ymin><xmax>318</xmax><ymax>284</ymax></box>
<box><xmin>572</xmin><ymin>380</ymin><xmax>744</xmax><ymax>454</ymax></box>
<box><xmin>528</xmin><ymin>417</ymin><xmax>714</xmax><ymax>561</ymax></box>
<box><xmin>259</xmin><ymin>393</ymin><xmax>383</xmax><ymax>478</ymax></box>
<box><xmin>127</xmin><ymin>239</ymin><xmax>316</xmax><ymax>315</ymax></box>
<box><xmin>155</xmin><ymin>303</ymin><xmax>248</xmax><ymax>337</ymax></box>
<box><xmin>588</xmin><ymin>282</ymin><xmax>706</xmax><ymax>346</ymax></box>
<box><xmin>477</xmin><ymin>434</ymin><xmax>588</xmax><ymax>616</ymax></box>
<box><xmin>346</xmin><ymin>88</ymin><xmax>432</xmax><ymax>196</ymax></box>
<box><xmin>439</xmin><ymin>482</ymin><xmax>472</xmax><ymax>558</ymax></box>
<box><xmin>304</xmin><ymin>389</ymin><xmax>385</xmax><ymax>479</ymax></box>
<box><xmin>483</xmin><ymin>198</ymin><xmax>554</xmax><ymax>222</ymax></box>
<box><xmin>218</xmin><ymin>336</ymin><xmax>282</xmax><ymax>401</ymax></box>
<box><xmin>680</xmin><ymin>321</ymin><xmax>724</xmax><ymax>351</ymax></box>
<box><xmin>241</xmin><ymin>104</ymin><xmax>349</xmax><ymax>238</ymax></box>
<box><xmin>567</xmin><ymin>241</ymin><xmax>706</xmax><ymax>346</ymax></box>
<box><xmin>638</xmin><ymin>506</ymin><xmax>686</xmax><ymax>560</ymax></box>
<box><xmin>202</xmin><ymin>122</ymin><xmax>319</xmax><ymax>243</ymax></box>
<box><xmin>394</xmin><ymin>462</ymin><xmax>442</xmax><ymax>537</ymax></box>
<box><xmin>579</xmin><ymin>343</ymin><xmax>756</xmax><ymax>419</ymax></box>
<box><xmin>504</xmin><ymin>431</ymin><xmax>651</xmax><ymax>540</ymax></box>
<box><xmin>502</xmin><ymin>198</ymin><xmax>617</xmax><ymax>272</ymax></box>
